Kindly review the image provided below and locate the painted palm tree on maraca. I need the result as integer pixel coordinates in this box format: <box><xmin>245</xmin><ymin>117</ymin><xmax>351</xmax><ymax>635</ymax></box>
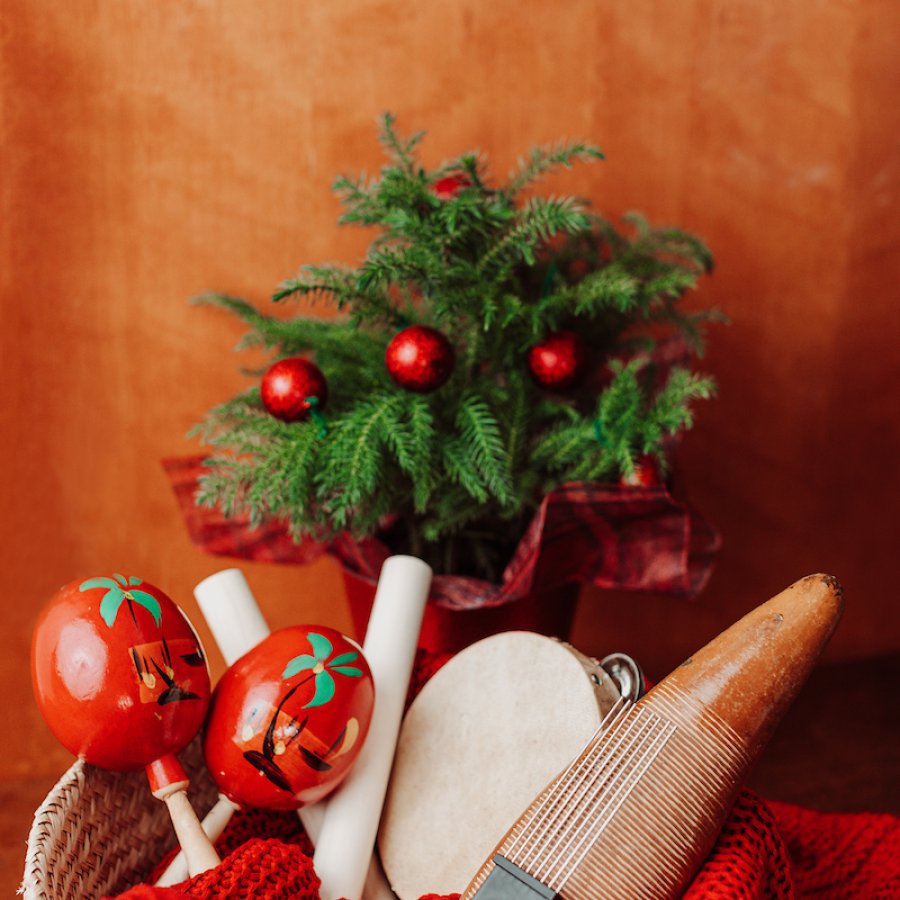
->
<box><xmin>243</xmin><ymin>631</ymin><xmax>367</xmax><ymax>790</ymax></box>
<box><xmin>32</xmin><ymin>574</ymin><xmax>221</xmax><ymax>877</ymax></box>
<box><xmin>204</xmin><ymin>625</ymin><xmax>375</xmax><ymax>811</ymax></box>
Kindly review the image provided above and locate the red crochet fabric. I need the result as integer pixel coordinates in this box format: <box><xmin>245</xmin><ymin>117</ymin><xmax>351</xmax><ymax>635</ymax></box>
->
<box><xmin>107</xmin><ymin>649</ymin><xmax>900</xmax><ymax>900</ymax></box>
<box><xmin>683</xmin><ymin>789</ymin><xmax>794</xmax><ymax>898</ymax></box>
<box><xmin>770</xmin><ymin>800</ymin><xmax>900</xmax><ymax>899</ymax></box>
<box><xmin>108</xmin><ymin>791</ymin><xmax>900</xmax><ymax>899</ymax></box>
<box><xmin>167</xmin><ymin>839</ymin><xmax>318</xmax><ymax>899</ymax></box>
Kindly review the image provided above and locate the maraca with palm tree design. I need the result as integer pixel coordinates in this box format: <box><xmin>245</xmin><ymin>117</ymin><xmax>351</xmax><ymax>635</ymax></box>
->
<box><xmin>32</xmin><ymin>574</ymin><xmax>220</xmax><ymax>876</ymax></box>
<box><xmin>203</xmin><ymin>625</ymin><xmax>375</xmax><ymax>810</ymax></box>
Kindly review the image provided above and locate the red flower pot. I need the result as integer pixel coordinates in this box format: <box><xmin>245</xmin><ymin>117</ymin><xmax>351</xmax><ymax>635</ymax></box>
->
<box><xmin>341</xmin><ymin>565</ymin><xmax>580</xmax><ymax>656</ymax></box>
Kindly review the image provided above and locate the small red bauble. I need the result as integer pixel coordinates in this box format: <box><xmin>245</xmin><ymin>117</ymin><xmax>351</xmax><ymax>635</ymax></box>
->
<box><xmin>527</xmin><ymin>330</ymin><xmax>587</xmax><ymax>391</ymax></box>
<box><xmin>620</xmin><ymin>456</ymin><xmax>662</xmax><ymax>488</ymax></box>
<box><xmin>385</xmin><ymin>325</ymin><xmax>455</xmax><ymax>393</ymax></box>
<box><xmin>32</xmin><ymin>576</ymin><xmax>211</xmax><ymax>772</ymax></box>
<box><xmin>431</xmin><ymin>174</ymin><xmax>471</xmax><ymax>200</ymax></box>
<box><xmin>203</xmin><ymin>625</ymin><xmax>374</xmax><ymax>810</ymax></box>
<box><xmin>260</xmin><ymin>358</ymin><xmax>328</xmax><ymax>422</ymax></box>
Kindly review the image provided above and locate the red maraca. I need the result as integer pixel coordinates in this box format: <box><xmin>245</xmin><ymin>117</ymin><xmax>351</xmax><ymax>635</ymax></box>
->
<box><xmin>204</xmin><ymin>625</ymin><xmax>375</xmax><ymax>810</ymax></box>
<box><xmin>157</xmin><ymin>578</ymin><xmax>374</xmax><ymax>887</ymax></box>
<box><xmin>32</xmin><ymin>575</ymin><xmax>220</xmax><ymax>875</ymax></box>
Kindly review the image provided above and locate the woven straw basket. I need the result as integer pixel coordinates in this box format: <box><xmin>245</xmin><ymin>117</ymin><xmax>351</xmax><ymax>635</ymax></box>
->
<box><xmin>21</xmin><ymin>740</ymin><xmax>218</xmax><ymax>899</ymax></box>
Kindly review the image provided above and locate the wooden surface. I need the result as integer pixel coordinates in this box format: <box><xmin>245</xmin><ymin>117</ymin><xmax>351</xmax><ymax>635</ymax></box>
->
<box><xmin>2</xmin><ymin>1</ymin><xmax>899</xmax><ymax>890</ymax></box>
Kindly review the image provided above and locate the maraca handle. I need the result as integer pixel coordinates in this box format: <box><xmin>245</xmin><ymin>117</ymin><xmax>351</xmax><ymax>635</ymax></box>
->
<box><xmin>162</xmin><ymin>790</ymin><xmax>222</xmax><ymax>877</ymax></box>
<box><xmin>155</xmin><ymin>793</ymin><xmax>239</xmax><ymax>886</ymax></box>
<box><xmin>147</xmin><ymin>754</ymin><xmax>221</xmax><ymax>878</ymax></box>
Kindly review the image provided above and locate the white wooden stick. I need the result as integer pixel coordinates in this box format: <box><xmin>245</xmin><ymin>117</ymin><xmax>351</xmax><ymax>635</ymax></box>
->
<box><xmin>303</xmin><ymin>802</ymin><xmax>397</xmax><ymax>900</ymax></box>
<box><xmin>154</xmin><ymin>783</ymin><xmax>222</xmax><ymax>877</ymax></box>
<box><xmin>194</xmin><ymin>568</ymin><xmax>271</xmax><ymax>666</ymax></box>
<box><xmin>155</xmin><ymin>794</ymin><xmax>239</xmax><ymax>886</ymax></box>
<box><xmin>313</xmin><ymin>556</ymin><xmax>432</xmax><ymax>900</ymax></box>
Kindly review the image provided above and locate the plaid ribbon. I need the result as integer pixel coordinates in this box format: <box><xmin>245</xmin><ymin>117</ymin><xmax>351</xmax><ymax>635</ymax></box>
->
<box><xmin>163</xmin><ymin>457</ymin><xmax>328</xmax><ymax>566</ymax></box>
<box><xmin>163</xmin><ymin>458</ymin><xmax>719</xmax><ymax>610</ymax></box>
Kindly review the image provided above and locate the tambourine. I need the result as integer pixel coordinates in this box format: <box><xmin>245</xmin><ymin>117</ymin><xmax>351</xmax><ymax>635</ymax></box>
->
<box><xmin>377</xmin><ymin>631</ymin><xmax>643</xmax><ymax>899</ymax></box>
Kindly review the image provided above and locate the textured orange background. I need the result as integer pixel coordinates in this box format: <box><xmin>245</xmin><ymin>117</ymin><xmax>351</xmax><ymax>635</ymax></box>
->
<box><xmin>2</xmin><ymin>0</ymin><xmax>899</xmax><ymax>800</ymax></box>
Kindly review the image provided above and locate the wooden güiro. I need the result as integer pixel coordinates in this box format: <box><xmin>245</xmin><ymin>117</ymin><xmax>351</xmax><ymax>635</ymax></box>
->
<box><xmin>462</xmin><ymin>574</ymin><xmax>844</xmax><ymax>900</ymax></box>
<box><xmin>31</xmin><ymin>575</ymin><xmax>221</xmax><ymax>877</ymax></box>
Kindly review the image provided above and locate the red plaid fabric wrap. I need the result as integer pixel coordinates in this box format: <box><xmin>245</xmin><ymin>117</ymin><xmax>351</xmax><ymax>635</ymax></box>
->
<box><xmin>163</xmin><ymin>459</ymin><xmax>720</xmax><ymax>611</ymax></box>
<box><xmin>163</xmin><ymin>457</ymin><xmax>327</xmax><ymax>566</ymax></box>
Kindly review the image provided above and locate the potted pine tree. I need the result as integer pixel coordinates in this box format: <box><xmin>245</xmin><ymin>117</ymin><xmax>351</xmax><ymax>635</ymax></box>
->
<box><xmin>180</xmin><ymin>114</ymin><xmax>721</xmax><ymax>653</ymax></box>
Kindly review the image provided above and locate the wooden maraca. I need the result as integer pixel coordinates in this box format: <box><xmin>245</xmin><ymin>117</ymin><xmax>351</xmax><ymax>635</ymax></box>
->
<box><xmin>163</xmin><ymin>560</ymin><xmax>428</xmax><ymax>899</ymax></box>
<box><xmin>203</xmin><ymin>624</ymin><xmax>375</xmax><ymax>811</ymax></box>
<box><xmin>158</xmin><ymin>570</ymin><xmax>389</xmax><ymax>896</ymax></box>
<box><xmin>31</xmin><ymin>574</ymin><xmax>221</xmax><ymax>876</ymax></box>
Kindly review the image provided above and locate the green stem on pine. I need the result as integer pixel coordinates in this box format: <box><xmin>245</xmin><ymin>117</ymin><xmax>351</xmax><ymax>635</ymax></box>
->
<box><xmin>443</xmin><ymin>535</ymin><xmax>457</xmax><ymax>578</ymax></box>
<box><xmin>305</xmin><ymin>397</ymin><xmax>328</xmax><ymax>439</ymax></box>
<box><xmin>407</xmin><ymin>517</ymin><xmax>423</xmax><ymax>560</ymax></box>
<box><xmin>464</xmin><ymin>318</ymin><xmax>483</xmax><ymax>382</ymax></box>
<box><xmin>540</xmin><ymin>261</ymin><xmax>559</xmax><ymax>298</ymax></box>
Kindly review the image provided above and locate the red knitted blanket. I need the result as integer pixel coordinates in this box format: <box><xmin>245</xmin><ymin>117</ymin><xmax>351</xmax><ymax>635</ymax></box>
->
<box><xmin>108</xmin><ymin>793</ymin><xmax>900</xmax><ymax>899</ymax></box>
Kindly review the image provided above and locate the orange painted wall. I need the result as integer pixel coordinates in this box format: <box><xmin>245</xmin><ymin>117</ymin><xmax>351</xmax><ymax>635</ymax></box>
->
<box><xmin>3</xmin><ymin>0</ymin><xmax>899</xmax><ymax>785</ymax></box>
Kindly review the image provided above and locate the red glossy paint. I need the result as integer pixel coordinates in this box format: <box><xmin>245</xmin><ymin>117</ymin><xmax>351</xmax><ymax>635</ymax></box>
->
<box><xmin>31</xmin><ymin>576</ymin><xmax>211</xmax><ymax>772</ymax></box>
<box><xmin>260</xmin><ymin>357</ymin><xmax>329</xmax><ymax>423</ymax></box>
<box><xmin>203</xmin><ymin>625</ymin><xmax>374</xmax><ymax>810</ymax></box>
<box><xmin>146</xmin><ymin>755</ymin><xmax>190</xmax><ymax>797</ymax></box>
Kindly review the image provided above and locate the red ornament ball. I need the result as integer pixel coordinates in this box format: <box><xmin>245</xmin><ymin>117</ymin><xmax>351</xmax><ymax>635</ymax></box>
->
<box><xmin>385</xmin><ymin>326</ymin><xmax>455</xmax><ymax>393</ymax></box>
<box><xmin>32</xmin><ymin>576</ymin><xmax>211</xmax><ymax>772</ymax></box>
<box><xmin>261</xmin><ymin>357</ymin><xmax>328</xmax><ymax>422</ymax></box>
<box><xmin>527</xmin><ymin>330</ymin><xmax>587</xmax><ymax>391</ymax></box>
<box><xmin>620</xmin><ymin>456</ymin><xmax>662</xmax><ymax>488</ymax></box>
<box><xmin>431</xmin><ymin>174</ymin><xmax>471</xmax><ymax>200</ymax></box>
<box><xmin>203</xmin><ymin>625</ymin><xmax>374</xmax><ymax>810</ymax></box>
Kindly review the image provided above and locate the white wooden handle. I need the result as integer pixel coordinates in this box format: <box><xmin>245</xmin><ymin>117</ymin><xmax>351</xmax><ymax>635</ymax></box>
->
<box><xmin>156</xmin><ymin>794</ymin><xmax>238</xmax><ymax>886</ymax></box>
<box><xmin>162</xmin><ymin>789</ymin><xmax>222</xmax><ymax>878</ymax></box>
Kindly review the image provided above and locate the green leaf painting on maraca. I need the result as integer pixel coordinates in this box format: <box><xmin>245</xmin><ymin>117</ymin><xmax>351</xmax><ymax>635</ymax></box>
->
<box><xmin>241</xmin><ymin>630</ymin><xmax>366</xmax><ymax>794</ymax></box>
<box><xmin>79</xmin><ymin>574</ymin><xmax>163</xmax><ymax>628</ymax></box>
<box><xmin>281</xmin><ymin>630</ymin><xmax>364</xmax><ymax>709</ymax></box>
<box><xmin>77</xmin><ymin>575</ymin><xmax>205</xmax><ymax>710</ymax></box>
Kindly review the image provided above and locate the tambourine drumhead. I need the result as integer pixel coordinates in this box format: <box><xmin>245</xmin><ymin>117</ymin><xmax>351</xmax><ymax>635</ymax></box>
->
<box><xmin>378</xmin><ymin>631</ymin><xmax>622</xmax><ymax>899</ymax></box>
